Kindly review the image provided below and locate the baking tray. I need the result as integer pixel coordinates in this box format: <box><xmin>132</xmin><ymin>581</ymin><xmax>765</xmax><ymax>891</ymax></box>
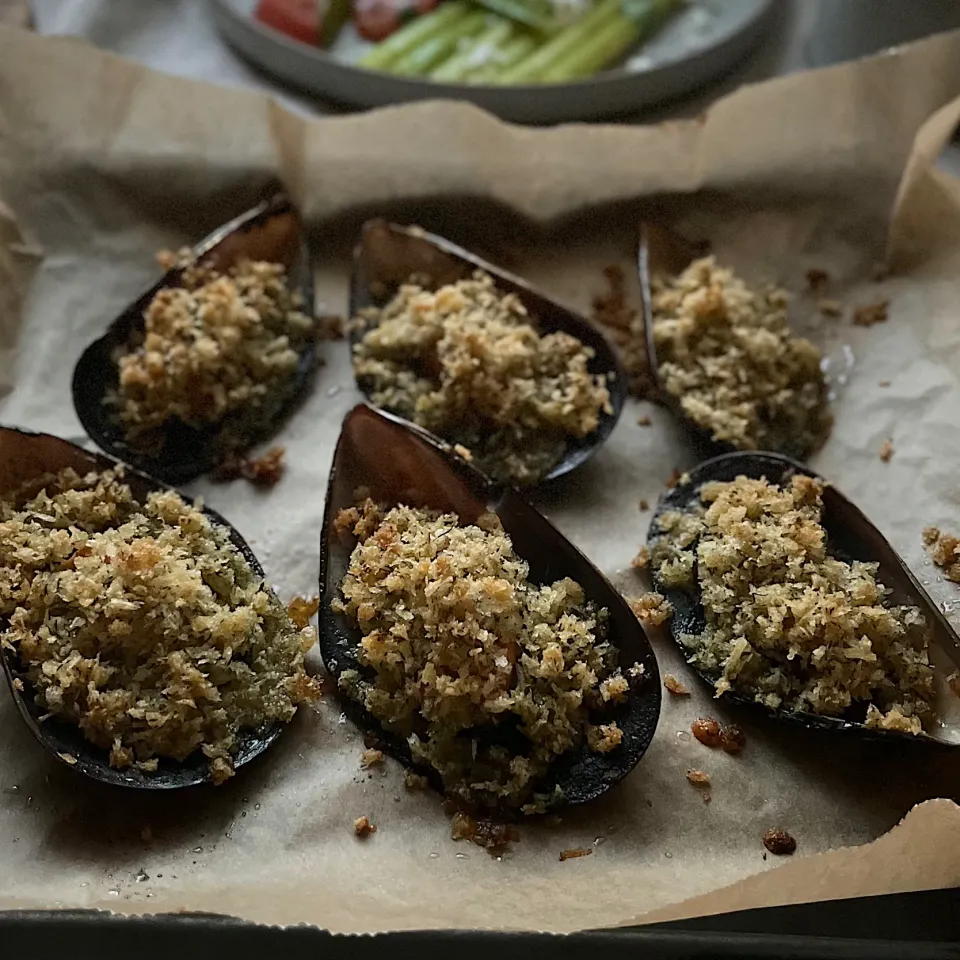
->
<box><xmin>208</xmin><ymin>0</ymin><xmax>776</xmax><ymax>123</ymax></box>
<box><xmin>2</xmin><ymin>888</ymin><xmax>959</xmax><ymax>959</ymax></box>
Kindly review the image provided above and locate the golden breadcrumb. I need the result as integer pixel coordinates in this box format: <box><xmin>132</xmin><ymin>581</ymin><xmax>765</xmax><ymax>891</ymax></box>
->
<box><xmin>354</xmin><ymin>816</ymin><xmax>377</xmax><ymax>838</ymax></box>
<box><xmin>0</xmin><ymin>467</ymin><xmax>318</xmax><ymax>781</ymax></box>
<box><xmin>853</xmin><ymin>298</ymin><xmax>890</xmax><ymax>327</ymax></box>
<box><xmin>651</xmin><ymin>257</ymin><xmax>830</xmax><ymax>454</ymax></box>
<box><xmin>361</xmin><ymin>748</ymin><xmax>385</xmax><ymax>768</ymax></box>
<box><xmin>879</xmin><ymin>439</ymin><xmax>894</xmax><ymax>463</ymax></box>
<box><xmin>353</xmin><ymin>272</ymin><xmax>611</xmax><ymax>485</ymax></box>
<box><xmin>651</xmin><ymin>475</ymin><xmax>934</xmax><ymax>732</ymax></box>
<box><xmin>559</xmin><ymin>847</ymin><xmax>593</xmax><ymax>861</ymax></box>
<box><xmin>686</xmin><ymin>769</ymin><xmax>711</xmax><ymax>786</ymax></box>
<box><xmin>333</xmin><ymin>502</ymin><xmax>630</xmax><ymax>812</ymax></box>
<box><xmin>630</xmin><ymin>592</ymin><xmax>672</xmax><ymax>627</ymax></box>
<box><xmin>923</xmin><ymin>526</ymin><xmax>960</xmax><ymax>583</ymax></box>
<box><xmin>663</xmin><ymin>674</ymin><xmax>689</xmax><ymax>696</ymax></box>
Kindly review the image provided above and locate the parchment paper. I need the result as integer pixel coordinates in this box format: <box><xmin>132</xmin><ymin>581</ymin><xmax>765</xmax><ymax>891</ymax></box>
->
<box><xmin>1</xmin><ymin>24</ymin><xmax>960</xmax><ymax>933</ymax></box>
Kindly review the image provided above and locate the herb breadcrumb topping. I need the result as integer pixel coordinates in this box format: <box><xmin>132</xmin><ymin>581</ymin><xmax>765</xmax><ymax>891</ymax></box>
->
<box><xmin>0</xmin><ymin>467</ymin><xmax>319</xmax><ymax>782</ymax></box>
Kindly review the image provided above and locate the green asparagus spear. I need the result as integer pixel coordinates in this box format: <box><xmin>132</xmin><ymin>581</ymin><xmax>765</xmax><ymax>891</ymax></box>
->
<box><xmin>470</xmin><ymin>0</ymin><xmax>569</xmax><ymax>33</ymax></box>
<box><xmin>464</xmin><ymin>31</ymin><xmax>538</xmax><ymax>82</ymax></box>
<box><xmin>390</xmin><ymin>8</ymin><xmax>490</xmax><ymax>75</ymax></box>
<box><xmin>358</xmin><ymin>1</ymin><xmax>472</xmax><ymax>71</ymax></box>
<box><xmin>430</xmin><ymin>16</ymin><xmax>515</xmax><ymax>82</ymax></box>
<box><xmin>318</xmin><ymin>0</ymin><xmax>351</xmax><ymax>48</ymax></box>
<box><xmin>495</xmin><ymin>0</ymin><xmax>620</xmax><ymax>84</ymax></box>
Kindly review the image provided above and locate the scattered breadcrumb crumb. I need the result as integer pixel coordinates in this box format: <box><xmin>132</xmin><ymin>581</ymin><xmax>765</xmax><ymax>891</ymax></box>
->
<box><xmin>588</xmin><ymin>722</ymin><xmax>623</xmax><ymax>753</ymax></box>
<box><xmin>631</xmin><ymin>547</ymin><xmax>651</xmax><ymax>570</ymax></box>
<box><xmin>666</xmin><ymin>469</ymin><xmax>683</xmax><ymax>489</ymax></box>
<box><xmin>214</xmin><ymin>446</ymin><xmax>287</xmax><ymax>487</ymax></box>
<box><xmin>818</xmin><ymin>299</ymin><xmax>843</xmax><ymax>317</ymax></box>
<box><xmin>630</xmin><ymin>592</ymin><xmax>672</xmax><ymax>627</ymax></box>
<box><xmin>361</xmin><ymin>748</ymin><xmax>385</xmax><ymax>768</ymax></box>
<box><xmin>879</xmin><ymin>439</ymin><xmax>894</xmax><ymax>463</ymax></box>
<box><xmin>404</xmin><ymin>772</ymin><xmax>430</xmax><ymax>790</ymax></box>
<box><xmin>58</xmin><ymin>752</ymin><xmax>78</xmax><ymax>766</ymax></box>
<box><xmin>453</xmin><ymin>444</ymin><xmax>473</xmax><ymax>462</ymax></box>
<box><xmin>879</xmin><ymin>380</ymin><xmax>891</xmax><ymax>388</ymax></box>
<box><xmin>652</xmin><ymin>257</ymin><xmax>830</xmax><ymax>454</ymax></box>
<box><xmin>762</xmin><ymin>828</ymin><xmax>796</xmax><ymax>855</ymax></box>
<box><xmin>451</xmin><ymin>812</ymin><xmax>519</xmax><ymax>853</ymax></box>
<box><xmin>559</xmin><ymin>847</ymin><xmax>593</xmax><ymax>861</ymax></box>
<box><xmin>663</xmin><ymin>674</ymin><xmax>690</xmax><ymax>696</ymax></box>
<box><xmin>691</xmin><ymin>718</ymin><xmax>723</xmax><ymax>747</ymax></box>
<box><xmin>637</xmin><ymin>416</ymin><xmax>652</xmax><ymax>427</ymax></box>
<box><xmin>686</xmin><ymin>769</ymin><xmax>710</xmax><ymax>786</ymax></box>
<box><xmin>923</xmin><ymin>527</ymin><xmax>960</xmax><ymax>583</ymax></box>
<box><xmin>948</xmin><ymin>671</ymin><xmax>960</xmax><ymax>697</ymax></box>
<box><xmin>591</xmin><ymin>264</ymin><xmax>652</xmax><ymax>397</ymax></box>
<box><xmin>853</xmin><ymin>298</ymin><xmax>890</xmax><ymax>327</ymax></box>
<box><xmin>287</xmin><ymin>595</ymin><xmax>321</xmax><ymax>629</ymax></box>
<box><xmin>639</xmin><ymin>499</ymin><xmax>650</xmax><ymax>512</ymax></box>
<box><xmin>354</xmin><ymin>816</ymin><xmax>377</xmax><ymax>838</ymax></box>
<box><xmin>318</xmin><ymin>314</ymin><xmax>345</xmax><ymax>340</ymax></box>
<box><xmin>720</xmin><ymin>724</ymin><xmax>746</xmax><ymax>755</ymax></box>
<box><xmin>805</xmin><ymin>268</ymin><xmax>829</xmax><ymax>292</ymax></box>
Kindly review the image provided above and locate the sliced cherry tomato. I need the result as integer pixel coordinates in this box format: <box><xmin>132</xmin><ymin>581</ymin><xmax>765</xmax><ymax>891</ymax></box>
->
<box><xmin>255</xmin><ymin>0</ymin><xmax>321</xmax><ymax>46</ymax></box>
<box><xmin>353</xmin><ymin>0</ymin><xmax>440</xmax><ymax>43</ymax></box>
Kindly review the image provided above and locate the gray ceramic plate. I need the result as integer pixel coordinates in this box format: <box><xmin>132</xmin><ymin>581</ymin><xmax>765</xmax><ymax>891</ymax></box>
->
<box><xmin>209</xmin><ymin>0</ymin><xmax>775</xmax><ymax>123</ymax></box>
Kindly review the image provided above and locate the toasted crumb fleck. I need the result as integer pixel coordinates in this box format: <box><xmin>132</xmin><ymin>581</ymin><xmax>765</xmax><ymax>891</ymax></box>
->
<box><xmin>404</xmin><ymin>772</ymin><xmax>430</xmax><ymax>791</ymax></box>
<box><xmin>651</xmin><ymin>475</ymin><xmax>935</xmax><ymax>731</ymax></box>
<box><xmin>879</xmin><ymin>380</ymin><xmax>891</xmax><ymax>388</ymax></box>
<box><xmin>630</xmin><ymin>592</ymin><xmax>672</xmax><ymax>627</ymax></box>
<box><xmin>287</xmin><ymin>595</ymin><xmax>321</xmax><ymax>629</ymax></box>
<box><xmin>318</xmin><ymin>314</ymin><xmax>345</xmax><ymax>340</ymax></box>
<box><xmin>354</xmin><ymin>815</ymin><xmax>377</xmax><ymax>838</ymax></box>
<box><xmin>631</xmin><ymin>547</ymin><xmax>651</xmax><ymax>570</ymax></box>
<box><xmin>853</xmin><ymin>298</ymin><xmax>889</xmax><ymax>327</ymax></box>
<box><xmin>214</xmin><ymin>446</ymin><xmax>287</xmax><ymax>487</ymax></box>
<box><xmin>0</xmin><ymin>467</ymin><xmax>318</xmax><ymax>781</ymax></box>
<box><xmin>719</xmin><ymin>724</ymin><xmax>746</xmax><ymax>755</ymax></box>
<box><xmin>666</xmin><ymin>469</ymin><xmax>682</xmax><ymax>489</ymax></box>
<box><xmin>637</xmin><ymin>416</ymin><xmax>652</xmax><ymax>427</ymax></box>
<box><xmin>691</xmin><ymin>718</ymin><xmax>723</xmax><ymax>748</ymax></box>
<box><xmin>453</xmin><ymin>444</ymin><xmax>473</xmax><ymax>462</ymax></box>
<box><xmin>353</xmin><ymin>272</ymin><xmax>611</xmax><ymax>485</ymax></box>
<box><xmin>818</xmin><ymin>299</ymin><xmax>843</xmax><ymax>317</ymax></box>
<box><xmin>948</xmin><ymin>671</ymin><xmax>960</xmax><ymax>697</ymax></box>
<box><xmin>592</xmin><ymin>264</ymin><xmax>652</xmax><ymax>397</ymax></box>
<box><xmin>12</xmin><ymin>677</ymin><xmax>23</xmax><ymax>691</ymax></box>
<box><xmin>686</xmin><ymin>768</ymin><xmax>710</xmax><ymax>786</ymax></box>
<box><xmin>663</xmin><ymin>674</ymin><xmax>689</xmax><ymax>696</ymax></box>
<box><xmin>879</xmin><ymin>439</ymin><xmax>894</xmax><ymax>463</ymax></box>
<box><xmin>451</xmin><ymin>812</ymin><xmax>519</xmax><ymax>853</ymax></box>
<box><xmin>762</xmin><ymin>828</ymin><xmax>796</xmax><ymax>856</ymax></box>
<box><xmin>334</xmin><ymin>502</ymin><xmax>625</xmax><ymax>812</ymax></box>
<box><xmin>57</xmin><ymin>752</ymin><xmax>77</xmax><ymax>766</ymax></box>
<box><xmin>110</xmin><ymin>256</ymin><xmax>312</xmax><ymax>459</ymax></box>
<box><xmin>361</xmin><ymin>748</ymin><xmax>385</xmax><ymax>768</ymax></box>
<box><xmin>559</xmin><ymin>847</ymin><xmax>593</xmax><ymax>861</ymax></box>
<box><xmin>923</xmin><ymin>527</ymin><xmax>960</xmax><ymax>583</ymax></box>
<box><xmin>652</xmin><ymin>257</ymin><xmax>830</xmax><ymax>454</ymax></box>
<box><xmin>805</xmin><ymin>268</ymin><xmax>829</xmax><ymax>292</ymax></box>
<box><xmin>639</xmin><ymin>499</ymin><xmax>650</xmax><ymax>512</ymax></box>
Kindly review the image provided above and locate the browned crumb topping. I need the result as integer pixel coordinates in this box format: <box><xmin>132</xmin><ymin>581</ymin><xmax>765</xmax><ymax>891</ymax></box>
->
<box><xmin>630</xmin><ymin>592</ymin><xmax>672</xmax><ymax>627</ymax></box>
<box><xmin>719</xmin><ymin>724</ymin><xmax>745</xmax><ymax>755</ymax></box>
<box><xmin>651</xmin><ymin>258</ymin><xmax>830</xmax><ymax>455</ymax></box>
<box><xmin>652</xmin><ymin>476</ymin><xmax>935</xmax><ymax>732</ymax></box>
<box><xmin>879</xmin><ymin>380</ymin><xmax>891</xmax><ymax>388</ymax></box>
<box><xmin>631</xmin><ymin>547</ymin><xmax>651</xmax><ymax>571</ymax></box>
<box><xmin>353</xmin><ymin>272</ymin><xmax>612</xmax><ymax>485</ymax></box>
<box><xmin>879</xmin><ymin>439</ymin><xmax>894</xmax><ymax>463</ymax></box>
<box><xmin>637</xmin><ymin>416</ymin><xmax>652</xmax><ymax>427</ymax></box>
<box><xmin>287</xmin><ymin>595</ymin><xmax>321</xmax><ymax>629</ymax></box>
<box><xmin>818</xmin><ymin>299</ymin><xmax>843</xmax><ymax>318</ymax></box>
<box><xmin>805</xmin><ymin>268</ymin><xmax>829</xmax><ymax>293</ymax></box>
<box><xmin>58</xmin><ymin>752</ymin><xmax>78</xmax><ymax>766</ymax></box>
<box><xmin>361</xmin><ymin>748</ymin><xmax>385</xmax><ymax>768</ymax></box>
<box><xmin>354</xmin><ymin>815</ymin><xmax>377</xmax><ymax>838</ymax></box>
<box><xmin>948</xmin><ymin>671</ymin><xmax>960</xmax><ymax>697</ymax></box>
<box><xmin>686</xmin><ymin>768</ymin><xmax>710</xmax><ymax>786</ymax></box>
<box><xmin>110</xmin><ymin>255</ymin><xmax>312</xmax><ymax>457</ymax></box>
<box><xmin>451</xmin><ymin>812</ymin><xmax>520</xmax><ymax>853</ymax></box>
<box><xmin>923</xmin><ymin>527</ymin><xmax>960</xmax><ymax>583</ymax></box>
<box><xmin>691</xmin><ymin>718</ymin><xmax>723</xmax><ymax>747</ymax></box>
<box><xmin>559</xmin><ymin>847</ymin><xmax>593</xmax><ymax>861</ymax></box>
<box><xmin>853</xmin><ymin>298</ymin><xmax>890</xmax><ymax>327</ymax></box>
<box><xmin>318</xmin><ymin>314</ymin><xmax>345</xmax><ymax>340</ymax></box>
<box><xmin>333</xmin><ymin>503</ymin><xmax>629</xmax><ymax>812</ymax></box>
<box><xmin>214</xmin><ymin>447</ymin><xmax>287</xmax><ymax>487</ymax></box>
<box><xmin>453</xmin><ymin>443</ymin><xmax>473</xmax><ymax>462</ymax></box>
<box><xmin>639</xmin><ymin>499</ymin><xmax>650</xmax><ymax>512</ymax></box>
<box><xmin>762</xmin><ymin>828</ymin><xmax>796</xmax><ymax>855</ymax></box>
<box><xmin>0</xmin><ymin>468</ymin><xmax>318</xmax><ymax>781</ymax></box>
<box><xmin>663</xmin><ymin>674</ymin><xmax>689</xmax><ymax>696</ymax></box>
<box><xmin>591</xmin><ymin>264</ymin><xmax>652</xmax><ymax>397</ymax></box>
<box><xmin>404</xmin><ymin>772</ymin><xmax>430</xmax><ymax>790</ymax></box>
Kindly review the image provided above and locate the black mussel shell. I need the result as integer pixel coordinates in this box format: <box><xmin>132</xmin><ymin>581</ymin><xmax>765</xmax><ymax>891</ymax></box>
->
<box><xmin>319</xmin><ymin>404</ymin><xmax>661</xmax><ymax>812</ymax></box>
<box><xmin>638</xmin><ymin>222</ymin><xmax>825</xmax><ymax>462</ymax></box>
<box><xmin>348</xmin><ymin>219</ymin><xmax>626</xmax><ymax>485</ymax></box>
<box><xmin>72</xmin><ymin>195</ymin><xmax>316</xmax><ymax>485</ymax></box>
<box><xmin>0</xmin><ymin>427</ymin><xmax>286</xmax><ymax>787</ymax></box>
<box><xmin>647</xmin><ymin>451</ymin><xmax>960</xmax><ymax>745</ymax></box>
